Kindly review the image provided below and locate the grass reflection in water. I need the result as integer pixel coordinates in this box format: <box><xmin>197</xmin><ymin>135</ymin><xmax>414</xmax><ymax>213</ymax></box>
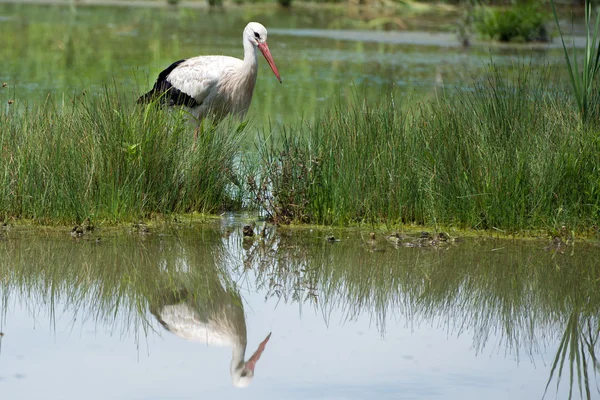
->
<box><xmin>1</xmin><ymin>223</ymin><xmax>598</xmax><ymax>396</ymax></box>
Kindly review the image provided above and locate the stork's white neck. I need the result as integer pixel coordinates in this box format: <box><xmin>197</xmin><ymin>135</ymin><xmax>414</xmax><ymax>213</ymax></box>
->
<box><xmin>230</xmin><ymin>337</ymin><xmax>247</xmax><ymax>376</ymax></box>
<box><xmin>221</xmin><ymin>34</ymin><xmax>258</xmax><ymax>107</ymax></box>
<box><xmin>244</xmin><ymin>32</ymin><xmax>258</xmax><ymax>65</ymax></box>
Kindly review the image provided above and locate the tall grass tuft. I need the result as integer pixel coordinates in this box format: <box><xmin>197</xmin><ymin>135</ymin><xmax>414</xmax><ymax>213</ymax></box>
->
<box><xmin>0</xmin><ymin>87</ymin><xmax>244</xmax><ymax>223</ymax></box>
<box><xmin>551</xmin><ymin>0</ymin><xmax>600</xmax><ymax>124</ymax></box>
<box><xmin>251</xmin><ymin>63</ymin><xmax>600</xmax><ymax>232</ymax></box>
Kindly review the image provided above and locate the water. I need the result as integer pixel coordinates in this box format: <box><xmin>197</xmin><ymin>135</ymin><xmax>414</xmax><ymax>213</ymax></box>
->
<box><xmin>1</xmin><ymin>219</ymin><xmax>599</xmax><ymax>399</ymax></box>
<box><xmin>0</xmin><ymin>3</ymin><xmax>566</xmax><ymax>129</ymax></box>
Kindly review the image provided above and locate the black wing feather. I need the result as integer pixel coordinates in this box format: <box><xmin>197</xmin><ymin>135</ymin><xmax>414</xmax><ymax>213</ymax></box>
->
<box><xmin>137</xmin><ymin>59</ymin><xmax>199</xmax><ymax>107</ymax></box>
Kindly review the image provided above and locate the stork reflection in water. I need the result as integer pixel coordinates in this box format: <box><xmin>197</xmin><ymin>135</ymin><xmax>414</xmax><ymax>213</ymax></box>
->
<box><xmin>150</xmin><ymin>283</ymin><xmax>270</xmax><ymax>387</ymax></box>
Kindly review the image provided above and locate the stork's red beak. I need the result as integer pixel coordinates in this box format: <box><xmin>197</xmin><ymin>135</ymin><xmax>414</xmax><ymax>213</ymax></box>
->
<box><xmin>245</xmin><ymin>332</ymin><xmax>272</xmax><ymax>373</ymax></box>
<box><xmin>258</xmin><ymin>43</ymin><xmax>282</xmax><ymax>83</ymax></box>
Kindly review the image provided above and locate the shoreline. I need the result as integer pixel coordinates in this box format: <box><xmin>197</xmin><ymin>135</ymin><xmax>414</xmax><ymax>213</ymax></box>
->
<box><xmin>2</xmin><ymin>214</ymin><xmax>598</xmax><ymax>242</ymax></box>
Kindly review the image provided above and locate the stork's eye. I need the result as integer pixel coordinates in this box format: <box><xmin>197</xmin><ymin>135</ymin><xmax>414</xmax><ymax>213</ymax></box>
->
<box><xmin>254</xmin><ymin>32</ymin><xmax>260</xmax><ymax>39</ymax></box>
<box><xmin>241</xmin><ymin>371</ymin><xmax>248</xmax><ymax>377</ymax></box>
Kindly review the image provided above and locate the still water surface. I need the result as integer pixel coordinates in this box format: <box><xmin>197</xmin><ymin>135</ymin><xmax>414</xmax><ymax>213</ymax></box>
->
<box><xmin>1</xmin><ymin>219</ymin><xmax>599</xmax><ymax>399</ymax></box>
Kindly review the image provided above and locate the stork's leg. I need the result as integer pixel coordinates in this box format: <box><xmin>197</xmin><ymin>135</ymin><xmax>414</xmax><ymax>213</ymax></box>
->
<box><xmin>193</xmin><ymin>119</ymin><xmax>218</xmax><ymax>141</ymax></box>
<box><xmin>193</xmin><ymin>119</ymin><xmax>203</xmax><ymax>149</ymax></box>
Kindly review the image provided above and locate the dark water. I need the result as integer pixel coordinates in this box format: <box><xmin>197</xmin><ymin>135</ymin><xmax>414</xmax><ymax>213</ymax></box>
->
<box><xmin>0</xmin><ymin>3</ymin><xmax>565</xmax><ymax>128</ymax></box>
<box><xmin>1</xmin><ymin>218</ymin><xmax>599</xmax><ymax>399</ymax></box>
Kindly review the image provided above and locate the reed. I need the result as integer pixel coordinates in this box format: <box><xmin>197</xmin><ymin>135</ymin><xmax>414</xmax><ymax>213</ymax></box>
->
<box><xmin>551</xmin><ymin>0</ymin><xmax>600</xmax><ymax>124</ymax></box>
<box><xmin>0</xmin><ymin>86</ymin><xmax>244</xmax><ymax>223</ymax></box>
<box><xmin>251</xmin><ymin>63</ymin><xmax>600</xmax><ymax>233</ymax></box>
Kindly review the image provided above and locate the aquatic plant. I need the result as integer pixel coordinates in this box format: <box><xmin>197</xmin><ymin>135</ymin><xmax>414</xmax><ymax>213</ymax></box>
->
<box><xmin>0</xmin><ymin>86</ymin><xmax>244</xmax><ymax>223</ymax></box>
<box><xmin>551</xmin><ymin>0</ymin><xmax>600</xmax><ymax>124</ymax></box>
<box><xmin>250</xmin><ymin>63</ymin><xmax>600</xmax><ymax>233</ymax></box>
<box><xmin>475</xmin><ymin>1</ymin><xmax>550</xmax><ymax>43</ymax></box>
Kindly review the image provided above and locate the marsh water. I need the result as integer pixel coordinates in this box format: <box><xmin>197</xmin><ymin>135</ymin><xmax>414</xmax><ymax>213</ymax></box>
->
<box><xmin>2</xmin><ymin>4</ymin><xmax>600</xmax><ymax>399</ymax></box>
<box><xmin>0</xmin><ymin>3</ymin><xmax>568</xmax><ymax>129</ymax></box>
<box><xmin>1</xmin><ymin>219</ymin><xmax>600</xmax><ymax>399</ymax></box>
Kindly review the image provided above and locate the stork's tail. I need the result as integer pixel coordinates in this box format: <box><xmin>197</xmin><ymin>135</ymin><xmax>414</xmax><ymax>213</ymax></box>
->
<box><xmin>137</xmin><ymin>58</ymin><xmax>188</xmax><ymax>106</ymax></box>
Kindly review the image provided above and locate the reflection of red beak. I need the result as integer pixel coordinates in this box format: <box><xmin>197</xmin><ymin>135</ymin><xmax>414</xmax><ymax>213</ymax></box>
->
<box><xmin>245</xmin><ymin>332</ymin><xmax>272</xmax><ymax>373</ymax></box>
<box><xmin>257</xmin><ymin>43</ymin><xmax>282</xmax><ymax>83</ymax></box>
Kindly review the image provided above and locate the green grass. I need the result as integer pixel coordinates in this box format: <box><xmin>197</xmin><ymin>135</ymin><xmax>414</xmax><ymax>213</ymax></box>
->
<box><xmin>3</xmin><ymin>61</ymin><xmax>600</xmax><ymax>235</ymax></box>
<box><xmin>0</xmin><ymin>86</ymin><xmax>245</xmax><ymax>224</ymax></box>
<box><xmin>250</xmin><ymin>63</ymin><xmax>600</xmax><ymax>233</ymax></box>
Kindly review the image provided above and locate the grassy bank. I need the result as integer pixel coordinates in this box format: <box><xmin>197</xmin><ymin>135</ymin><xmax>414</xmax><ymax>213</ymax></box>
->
<box><xmin>0</xmin><ymin>87</ymin><xmax>244</xmax><ymax>224</ymax></box>
<box><xmin>2</xmin><ymin>63</ymin><xmax>600</xmax><ymax>235</ymax></box>
<box><xmin>250</xmin><ymin>63</ymin><xmax>600</xmax><ymax>234</ymax></box>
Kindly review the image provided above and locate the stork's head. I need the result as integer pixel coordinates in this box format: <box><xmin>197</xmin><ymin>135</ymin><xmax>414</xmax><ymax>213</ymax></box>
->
<box><xmin>231</xmin><ymin>332</ymin><xmax>272</xmax><ymax>388</ymax></box>
<box><xmin>245</xmin><ymin>22</ymin><xmax>268</xmax><ymax>46</ymax></box>
<box><xmin>244</xmin><ymin>22</ymin><xmax>282</xmax><ymax>83</ymax></box>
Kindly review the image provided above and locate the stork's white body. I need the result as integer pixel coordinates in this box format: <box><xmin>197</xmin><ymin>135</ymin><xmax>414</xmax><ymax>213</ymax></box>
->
<box><xmin>157</xmin><ymin>301</ymin><xmax>242</xmax><ymax>346</ymax></box>
<box><xmin>138</xmin><ymin>22</ymin><xmax>281</xmax><ymax>123</ymax></box>
<box><xmin>167</xmin><ymin>55</ymin><xmax>258</xmax><ymax>121</ymax></box>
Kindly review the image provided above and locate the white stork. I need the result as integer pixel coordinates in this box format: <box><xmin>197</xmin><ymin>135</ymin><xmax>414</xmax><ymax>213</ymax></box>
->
<box><xmin>150</xmin><ymin>287</ymin><xmax>271</xmax><ymax>388</ymax></box>
<box><xmin>137</xmin><ymin>22</ymin><xmax>281</xmax><ymax>122</ymax></box>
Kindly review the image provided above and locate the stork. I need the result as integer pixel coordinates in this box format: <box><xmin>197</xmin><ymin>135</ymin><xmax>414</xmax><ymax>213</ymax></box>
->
<box><xmin>150</xmin><ymin>287</ymin><xmax>271</xmax><ymax>388</ymax></box>
<box><xmin>137</xmin><ymin>22</ymin><xmax>281</xmax><ymax>123</ymax></box>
